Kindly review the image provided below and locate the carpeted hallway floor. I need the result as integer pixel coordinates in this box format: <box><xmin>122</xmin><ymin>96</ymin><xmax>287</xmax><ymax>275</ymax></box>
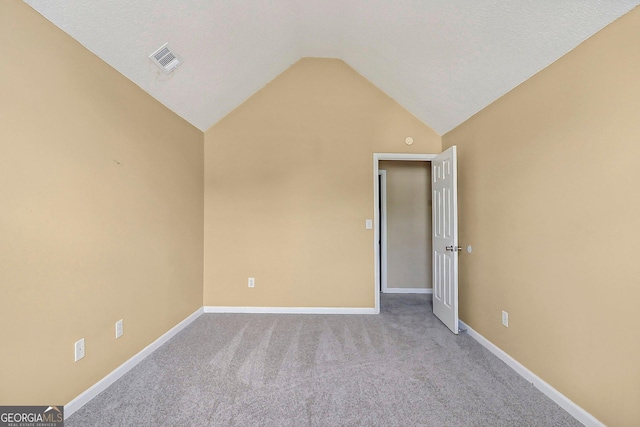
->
<box><xmin>66</xmin><ymin>294</ymin><xmax>581</xmax><ymax>426</ymax></box>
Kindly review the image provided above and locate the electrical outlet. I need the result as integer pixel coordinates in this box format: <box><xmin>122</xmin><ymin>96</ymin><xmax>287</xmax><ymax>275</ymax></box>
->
<box><xmin>74</xmin><ymin>338</ymin><xmax>85</xmax><ymax>362</ymax></box>
<box><xmin>115</xmin><ymin>319</ymin><xmax>123</xmax><ymax>339</ymax></box>
<box><xmin>501</xmin><ymin>310</ymin><xmax>509</xmax><ymax>328</ymax></box>
<box><xmin>248</xmin><ymin>277</ymin><xmax>255</xmax><ymax>288</ymax></box>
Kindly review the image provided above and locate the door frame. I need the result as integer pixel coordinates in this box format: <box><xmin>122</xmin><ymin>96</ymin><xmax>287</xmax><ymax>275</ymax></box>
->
<box><xmin>373</xmin><ymin>153</ymin><xmax>437</xmax><ymax>313</ymax></box>
<box><xmin>378</xmin><ymin>169</ymin><xmax>388</xmax><ymax>293</ymax></box>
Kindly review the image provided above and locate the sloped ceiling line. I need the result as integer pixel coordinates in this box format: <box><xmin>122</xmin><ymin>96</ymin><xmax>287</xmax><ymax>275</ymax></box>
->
<box><xmin>24</xmin><ymin>0</ymin><xmax>640</xmax><ymax>134</ymax></box>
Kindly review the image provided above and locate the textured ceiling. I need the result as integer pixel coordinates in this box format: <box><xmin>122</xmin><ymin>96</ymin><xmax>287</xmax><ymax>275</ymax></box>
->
<box><xmin>24</xmin><ymin>0</ymin><xmax>639</xmax><ymax>134</ymax></box>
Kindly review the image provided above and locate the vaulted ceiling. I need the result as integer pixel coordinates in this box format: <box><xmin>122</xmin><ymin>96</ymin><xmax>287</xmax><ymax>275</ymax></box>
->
<box><xmin>24</xmin><ymin>0</ymin><xmax>639</xmax><ymax>134</ymax></box>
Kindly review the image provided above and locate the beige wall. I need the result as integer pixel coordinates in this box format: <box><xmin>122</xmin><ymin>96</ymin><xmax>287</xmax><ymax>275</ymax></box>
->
<box><xmin>379</xmin><ymin>161</ymin><xmax>431</xmax><ymax>291</ymax></box>
<box><xmin>443</xmin><ymin>6</ymin><xmax>640</xmax><ymax>426</ymax></box>
<box><xmin>204</xmin><ymin>58</ymin><xmax>441</xmax><ymax>308</ymax></box>
<box><xmin>10</xmin><ymin>0</ymin><xmax>636</xmax><ymax>422</ymax></box>
<box><xmin>0</xmin><ymin>2</ymin><xmax>204</xmax><ymax>406</ymax></box>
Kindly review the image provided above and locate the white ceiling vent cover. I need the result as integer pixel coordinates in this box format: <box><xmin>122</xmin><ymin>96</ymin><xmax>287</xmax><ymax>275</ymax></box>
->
<box><xmin>149</xmin><ymin>43</ymin><xmax>182</xmax><ymax>74</ymax></box>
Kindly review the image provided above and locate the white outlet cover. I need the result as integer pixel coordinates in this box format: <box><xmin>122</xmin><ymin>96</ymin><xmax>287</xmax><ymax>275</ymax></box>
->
<box><xmin>501</xmin><ymin>311</ymin><xmax>509</xmax><ymax>327</ymax></box>
<box><xmin>248</xmin><ymin>278</ymin><xmax>255</xmax><ymax>288</ymax></box>
<box><xmin>115</xmin><ymin>319</ymin><xmax>123</xmax><ymax>339</ymax></box>
<box><xmin>365</xmin><ymin>219</ymin><xmax>373</xmax><ymax>229</ymax></box>
<box><xmin>74</xmin><ymin>338</ymin><xmax>85</xmax><ymax>362</ymax></box>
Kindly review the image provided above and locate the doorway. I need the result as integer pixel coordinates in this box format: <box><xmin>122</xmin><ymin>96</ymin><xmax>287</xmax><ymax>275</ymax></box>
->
<box><xmin>374</xmin><ymin>149</ymin><xmax>460</xmax><ymax>333</ymax></box>
<box><xmin>378</xmin><ymin>161</ymin><xmax>432</xmax><ymax>295</ymax></box>
<box><xmin>373</xmin><ymin>154</ymin><xmax>436</xmax><ymax>313</ymax></box>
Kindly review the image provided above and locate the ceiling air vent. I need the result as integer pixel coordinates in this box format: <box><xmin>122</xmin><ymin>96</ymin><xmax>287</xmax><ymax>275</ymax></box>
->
<box><xmin>149</xmin><ymin>43</ymin><xmax>182</xmax><ymax>74</ymax></box>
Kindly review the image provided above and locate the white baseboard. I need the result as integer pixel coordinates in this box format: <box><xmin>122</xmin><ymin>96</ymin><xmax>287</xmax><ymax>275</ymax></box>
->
<box><xmin>459</xmin><ymin>320</ymin><xmax>605</xmax><ymax>427</ymax></box>
<box><xmin>64</xmin><ymin>307</ymin><xmax>204</xmax><ymax>419</ymax></box>
<box><xmin>382</xmin><ymin>288</ymin><xmax>432</xmax><ymax>294</ymax></box>
<box><xmin>204</xmin><ymin>306</ymin><xmax>376</xmax><ymax>314</ymax></box>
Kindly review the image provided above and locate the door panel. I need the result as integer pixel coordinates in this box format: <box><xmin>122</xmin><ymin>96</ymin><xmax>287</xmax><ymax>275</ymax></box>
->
<box><xmin>432</xmin><ymin>146</ymin><xmax>459</xmax><ymax>334</ymax></box>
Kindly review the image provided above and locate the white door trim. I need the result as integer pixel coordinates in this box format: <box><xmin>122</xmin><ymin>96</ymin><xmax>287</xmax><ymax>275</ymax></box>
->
<box><xmin>378</xmin><ymin>169</ymin><xmax>388</xmax><ymax>293</ymax></box>
<box><xmin>373</xmin><ymin>153</ymin><xmax>437</xmax><ymax>313</ymax></box>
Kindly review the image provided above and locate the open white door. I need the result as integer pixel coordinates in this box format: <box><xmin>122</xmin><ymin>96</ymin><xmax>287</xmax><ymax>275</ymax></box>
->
<box><xmin>432</xmin><ymin>146</ymin><xmax>459</xmax><ymax>334</ymax></box>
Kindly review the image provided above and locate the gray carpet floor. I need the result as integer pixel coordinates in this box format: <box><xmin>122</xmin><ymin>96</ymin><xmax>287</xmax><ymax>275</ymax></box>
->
<box><xmin>66</xmin><ymin>294</ymin><xmax>581</xmax><ymax>426</ymax></box>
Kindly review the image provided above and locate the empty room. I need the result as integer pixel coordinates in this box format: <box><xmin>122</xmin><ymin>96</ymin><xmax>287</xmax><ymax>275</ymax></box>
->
<box><xmin>2</xmin><ymin>1</ymin><xmax>639</xmax><ymax>426</ymax></box>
